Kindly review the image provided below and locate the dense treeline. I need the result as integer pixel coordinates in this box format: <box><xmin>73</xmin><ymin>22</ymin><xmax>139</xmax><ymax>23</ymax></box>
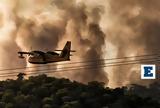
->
<box><xmin>0</xmin><ymin>74</ymin><xmax>159</xmax><ymax>108</ymax></box>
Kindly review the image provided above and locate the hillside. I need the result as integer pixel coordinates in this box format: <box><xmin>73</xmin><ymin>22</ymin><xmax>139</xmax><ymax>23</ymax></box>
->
<box><xmin>0</xmin><ymin>74</ymin><xmax>159</xmax><ymax>108</ymax></box>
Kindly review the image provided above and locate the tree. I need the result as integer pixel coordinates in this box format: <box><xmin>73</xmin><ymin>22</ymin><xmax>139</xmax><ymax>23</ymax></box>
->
<box><xmin>42</xmin><ymin>97</ymin><xmax>53</xmax><ymax>105</ymax></box>
<box><xmin>43</xmin><ymin>104</ymin><xmax>52</xmax><ymax>108</ymax></box>
<box><xmin>5</xmin><ymin>103</ymin><xmax>14</xmax><ymax>108</ymax></box>
<box><xmin>0</xmin><ymin>74</ymin><xmax>158</xmax><ymax>108</ymax></box>
<box><xmin>17</xmin><ymin>73</ymin><xmax>26</xmax><ymax>81</ymax></box>
<box><xmin>2</xmin><ymin>89</ymin><xmax>14</xmax><ymax>103</ymax></box>
<box><xmin>61</xmin><ymin>101</ymin><xmax>82</xmax><ymax>108</ymax></box>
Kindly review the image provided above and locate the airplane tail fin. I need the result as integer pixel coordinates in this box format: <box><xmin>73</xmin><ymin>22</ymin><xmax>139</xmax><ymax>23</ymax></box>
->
<box><xmin>60</xmin><ymin>41</ymin><xmax>71</xmax><ymax>60</ymax></box>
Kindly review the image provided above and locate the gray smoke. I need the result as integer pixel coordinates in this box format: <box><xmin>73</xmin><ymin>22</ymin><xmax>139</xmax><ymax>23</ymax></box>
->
<box><xmin>16</xmin><ymin>19</ymin><xmax>67</xmax><ymax>51</ymax></box>
<box><xmin>0</xmin><ymin>0</ymin><xmax>108</xmax><ymax>83</ymax></box>
<box><xmin>106</xmin><ymin>0</ymin><xmax>160</xmax><ymax>87</ymax></box>
<box><xmin>52</xmin><ymin>0</ymin><xmax>108</xmax><ymax>83</ymax></box>
<box><xmin>1</xmin><ymin>0</ymin><xmax>160</xmax><ymax>88</ymax></box>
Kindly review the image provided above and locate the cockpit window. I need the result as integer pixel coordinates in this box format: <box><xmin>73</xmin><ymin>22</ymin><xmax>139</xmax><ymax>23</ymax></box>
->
<box><xmin>30</xmin><ymin>51</ymin><xmax>45</xmax><ymax>57</ymax></box>
<box><xmin>30</xmin><ymin>53</ymin><xmax>40</xmax><ymax>57</ymax></box>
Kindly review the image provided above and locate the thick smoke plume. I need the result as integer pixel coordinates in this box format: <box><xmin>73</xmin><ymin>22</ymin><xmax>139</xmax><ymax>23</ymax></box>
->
<box><xmin>0</xmin><ymin>0</ymin><xmax>108</xmax><ymax>84</ymax></box>
<box><xmin>50</xmin><ymin>0</ymin><xmax>108</xmax><ymax>83</ymax></box>
<box><xmin>0</xmin><ymin>0</ymin><xmax>160</xmax><ymax>88</ymax></box>
<box><xmin>106</xmin><ymin>0</ymin><xmax>160</xmax><ymax>87</ymax></box>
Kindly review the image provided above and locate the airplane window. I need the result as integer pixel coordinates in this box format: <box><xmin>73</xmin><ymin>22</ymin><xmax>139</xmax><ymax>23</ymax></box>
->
<box><xmin>30</xmin><ymin>53</ymin><xmax>40</xmax><ymax>57</ymax></box>
<box><xmin>30</xmin><ymin>54</ymin><xmax>34</xmax><ymax>57</ymax></box>
<box><xmin>34</xmin><ymin>53</ymin><xmax>40</xmax><ymax>57</ymax></box>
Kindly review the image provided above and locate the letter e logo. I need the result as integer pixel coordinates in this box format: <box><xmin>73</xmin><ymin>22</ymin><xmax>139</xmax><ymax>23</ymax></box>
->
<box><xmin>141</xmin><ymin>65</ymin><xmax>156</xmax><ymax>79</ymax></box>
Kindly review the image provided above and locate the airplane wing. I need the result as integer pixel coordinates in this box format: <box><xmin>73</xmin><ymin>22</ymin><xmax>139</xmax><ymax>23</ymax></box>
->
<box><xmin>54</xmin><ymin>50</ymin><xmax>76</xmax><ymax>52</ymax></box>
<box><xmin>18</xmin><ymin>51</ymin><xmax>34</xmax><ymax>58</ymax></box>
<box><xmin>18</xmin><ymin>52</ymin><xmax>33</xmax><ymax>54</ymax></box>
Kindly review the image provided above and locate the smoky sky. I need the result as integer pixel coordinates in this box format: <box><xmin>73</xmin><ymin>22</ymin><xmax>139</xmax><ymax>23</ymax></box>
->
<box><xmin>0</xmin><ymin>0</ymin><xmax>160</xmax><ymax>87</ymax></box>
<box><xmin>52</xmin><ymin>0</ymin><xmax>108</xmax><ymax>83</ymax></box>
<box><xmin>107</xmin><ymin>0</ymin><xmax>160</xmax><ymax>87</ymax></box>
<box><xmin>0</xmin><ymin>0</ymin><xmax>109</xmax><ymax>84</ymax></box>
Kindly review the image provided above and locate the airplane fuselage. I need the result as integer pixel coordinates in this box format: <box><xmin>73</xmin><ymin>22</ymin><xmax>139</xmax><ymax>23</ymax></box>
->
<box><xmin>28</xmin><ymin>52</ymin><xmax>69</xmax><ymax>64</ymax></box>
<box><xmin>18</xmin><ymin>41</ymin><xmax>73</xmax><ymax>64</ymax></box>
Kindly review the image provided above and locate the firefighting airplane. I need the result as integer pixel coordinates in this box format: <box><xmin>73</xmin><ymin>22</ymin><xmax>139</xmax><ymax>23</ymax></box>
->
<box><xmin>18</xmin><ymin>41</ymin><xmax>75</xmax><ymax>64</ymax></box>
